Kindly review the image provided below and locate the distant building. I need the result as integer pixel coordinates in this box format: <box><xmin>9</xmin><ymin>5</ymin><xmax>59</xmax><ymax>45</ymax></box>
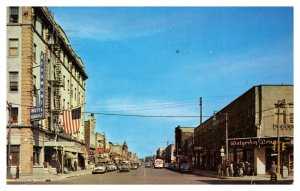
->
<box><xmin>156</xmin><ymin>147</ymin><xmax>165</xmax><ymax>159</ymax></box>
<box><xmin>164</xmin><ymin>144</ymin><xmax>176</xmax><ymax>163</ymax></box>
<box><xmin>84</xmin><ymin>113</ymin><xmax>96</xmax><ymax>163</ymax></box>
<box><xmin>174</xmin><ymin>126</ymin><xmax>195</xmax><ymax>163</ymax></box>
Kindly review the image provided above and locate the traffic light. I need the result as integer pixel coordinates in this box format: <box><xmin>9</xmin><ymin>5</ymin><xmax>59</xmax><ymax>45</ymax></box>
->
<box><xmin>272</xmin><ymin>142</ymin><xmax>276</xmax><ymax>151</ymax></box>
<box><xmin>281</xmin><ymin>142</ymin><xmax>286</xmax><ymax>151</ymax></box>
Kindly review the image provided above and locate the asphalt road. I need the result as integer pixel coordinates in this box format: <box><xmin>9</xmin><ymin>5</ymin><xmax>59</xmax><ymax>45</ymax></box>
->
<box><xmin>8</xmin><ymin>166</ymin><xmax>293</xmax><ymax>185</ymax></box>
<box><xmin>45</xmin><ymin>167</ymin><xmax>215</xmax><ymax>184</ymax></box>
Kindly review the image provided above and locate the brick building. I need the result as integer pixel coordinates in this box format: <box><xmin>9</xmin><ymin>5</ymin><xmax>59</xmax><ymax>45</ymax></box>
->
<box><xmin>174</xmin><ymin>126</ymin><xmax>195</xmax><ymax>164</ymax></box>
<box><xmin>194</xmin><ymin>85</ymin><xmax>293</xmax><ymax>175</ymax></box>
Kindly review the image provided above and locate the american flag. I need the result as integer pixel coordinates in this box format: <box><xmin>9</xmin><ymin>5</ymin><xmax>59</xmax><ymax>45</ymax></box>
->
<box><xmin>62</xmin><ymin>107</ymin><xmax>81</xmax><ymax>134</ymax></box>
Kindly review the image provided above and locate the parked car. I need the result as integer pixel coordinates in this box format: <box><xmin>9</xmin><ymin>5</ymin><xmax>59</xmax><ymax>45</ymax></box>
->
<box><xmin>92</xmin><ymin>163</ymin><xmax>106</xmax><ymax>174</ymax></box>
<box><xmin>119</xmin><ymin>163</ymin><xmax>131</xmax><ymax>172</ymax></box>
<box><xmin>106</xmin><ymin>163</ymin><xmax>117</xmax><ymax>172</ymax></box>
<box><xmin>145</xmin><ymin>162</ymin><xmax>151</xmax><ymax>168</ymax></box>
<box><xmin>171</xmin><ymin>163</ymin><xmax>180</xmax><ymax>171</ymax></box>
<box><xmin>131</xmin><ymin>163</ymin><xmax>138</xmax><ymax>170</ymax></box>
<box><xmin>179</xmin><ymin>163</ymin><xmax>193</xmax><ymax>173</ymax></box>
<box><xmin>164</xmin><ymin>163</ymin><xmax>170</xmax><ymax>168</ymax></box>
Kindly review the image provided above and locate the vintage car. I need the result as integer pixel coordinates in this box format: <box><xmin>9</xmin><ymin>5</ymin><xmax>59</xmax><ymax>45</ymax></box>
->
<box><xmin>92</xmin><ymin>163</ymin><xmax>106</xmax><ymax>174</ymax></box>
<box><xmin>179</xmin><ymin>163</ymin><xmax>193</xmax><ymax>173</ymax></box>
<box><xmin>119</xmin><ymin>163</ymin><xmax>131</xmax><ymax>172</ymax></box>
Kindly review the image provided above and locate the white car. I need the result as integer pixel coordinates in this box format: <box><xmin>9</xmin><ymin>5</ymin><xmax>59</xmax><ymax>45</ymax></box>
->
<box><xmin>92</xmin><ymin>163</ymin><xmax>106</xmax><ymax>174</ymax></box>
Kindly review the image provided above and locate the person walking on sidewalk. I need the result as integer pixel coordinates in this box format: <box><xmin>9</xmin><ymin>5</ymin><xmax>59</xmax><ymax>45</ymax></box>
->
<box><xmin>238</xmin><ymin>160</ymin><xmax>244</xmax><ymax>176</ymax></box>
<box><xmin>270</xmin><ymin>161</ymin><xmax>277</xmax><ymax>181</ymax></box>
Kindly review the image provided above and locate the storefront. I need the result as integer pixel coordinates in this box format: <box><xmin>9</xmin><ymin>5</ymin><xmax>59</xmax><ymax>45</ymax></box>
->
<box><xmin>228</xmin><ymin>136</ymin><xmax>293</xmax><ymax>175</ymax></box>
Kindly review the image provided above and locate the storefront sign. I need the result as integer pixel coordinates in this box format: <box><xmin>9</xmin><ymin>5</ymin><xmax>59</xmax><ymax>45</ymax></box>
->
<box><xmin>228</xmin><ymin>137</ymin><xmax>293</xmax><ymax>148</ymax></box>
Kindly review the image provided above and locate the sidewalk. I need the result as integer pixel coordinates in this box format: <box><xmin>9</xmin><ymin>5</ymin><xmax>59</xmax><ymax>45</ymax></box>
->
<box><xmin>193</xmin><ymin>169</ymin><xmax>294</xmax><ymax>181</ymax></box>
<box><xmin>7</xmin><ymin>169</ymin><xmax>93</xmax><ymax>183</ymax></box>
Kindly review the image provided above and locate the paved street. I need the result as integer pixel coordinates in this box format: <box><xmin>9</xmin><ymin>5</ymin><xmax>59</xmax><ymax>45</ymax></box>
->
<box><xmin>36</xmin><ymin>167</ymin><xmax>212</xmax><ymax>184</ymax></box>
<box><xmin>7</xmin><ymin>166</ymin><xmax>293</xmax><ymax>185</ymax></box>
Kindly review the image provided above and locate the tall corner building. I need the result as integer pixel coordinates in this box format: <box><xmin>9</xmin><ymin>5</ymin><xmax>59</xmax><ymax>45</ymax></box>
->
<box><xmin>6</xmin><ymin>7</ymin><xmax>88</xmax><ymax>177</ymax></box>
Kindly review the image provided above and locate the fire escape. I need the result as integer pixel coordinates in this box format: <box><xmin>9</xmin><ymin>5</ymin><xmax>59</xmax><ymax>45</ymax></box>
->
<box><xmin>51</xmin><ymin>42</ymin><xmax>64</xmax><ymax>133</ymax></box>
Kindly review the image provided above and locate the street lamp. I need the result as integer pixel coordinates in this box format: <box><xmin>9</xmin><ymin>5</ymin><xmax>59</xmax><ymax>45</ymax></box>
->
<box><xmin>213</xmin><ymin>112</ymin><xmax>228</xmax><ymax>161</ymax></box>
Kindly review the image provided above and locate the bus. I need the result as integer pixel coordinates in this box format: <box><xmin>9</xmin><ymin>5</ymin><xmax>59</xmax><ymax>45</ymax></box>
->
<box><xmin>154</xmin><ymin>159</ymin><xmax>164</xmax><ymax>168</ymax></box>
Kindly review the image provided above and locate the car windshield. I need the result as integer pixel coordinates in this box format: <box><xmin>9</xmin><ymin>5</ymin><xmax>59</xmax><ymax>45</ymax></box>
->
<box><xmin>96</xmin><ymin>164</ymin><xmax>105</xmax><ymax>167</ymax></box>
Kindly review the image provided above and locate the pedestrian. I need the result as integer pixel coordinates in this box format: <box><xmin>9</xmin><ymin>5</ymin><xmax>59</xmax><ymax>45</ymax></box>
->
<box><xmin>233</xmin><ymin>161</ymin><xmax>238</xmax><ymax>177</ymax></box>
<box><xmin>244</xmin><ymin>161</ymin><xmax>249</xmax><ymax>176</ymax></box>
<box><xmin>230</xmin><ymin>161</ymin><xmax>234</xmax><ymax>177</ymax></box>
<box><xmin>239</xmin><ymin>160</ymin><xmax>244</xmax><ymax>176</ymax></box>
<box><xmin>247</xmin><ymin>161</ymin><xmax>252</xmax><ymax>176</ymax></box>
<box><xmin>217</xmin><ymin>163</ymin><xmax>222</xmax><ymax>177</ymax></box>
<box><xmin>270</xmin><ymin>161</ymin><xmax>277</xmax><ymax>181</ymax></box>
<box><xmin>74</xmin><ymin>161</ymin><xmax>78</xmax><ymax>171</ymax></box>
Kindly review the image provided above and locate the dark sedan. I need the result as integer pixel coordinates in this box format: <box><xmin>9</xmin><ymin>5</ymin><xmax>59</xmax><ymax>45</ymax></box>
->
<box><xmin>179</xmin><ymin>163</ymin><xmax>193</xmax><ymax>173</ymax></box>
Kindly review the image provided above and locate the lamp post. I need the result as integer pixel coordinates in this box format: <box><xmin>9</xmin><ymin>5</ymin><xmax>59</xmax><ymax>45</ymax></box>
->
<box><xmin>7</xmin><ymin>102</ymin><xmax>12</xmax><ymax>179</ymax></box>
<box><xmin>214</xmin><ymin>112</ymin><xmax>229</xmax><ymax>161</ymax></box>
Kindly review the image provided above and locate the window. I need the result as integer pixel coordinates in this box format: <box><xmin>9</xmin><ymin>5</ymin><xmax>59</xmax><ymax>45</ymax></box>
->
<box><xmin>9</xmin><ymin>72</ymin><xmax>18</xmax><ymax>91</ymax></box>
<box><xmin>9</xmin><ymin>7</ymin><xmax>19</xmax><ymax>23</ymax></box>
<box><xmin>63</xmin><ymin>99</ymin><xmax>65</xmax><ymax>110</ymax></box>
<box><xmin>33</xmin><ymin>75</ymin><xmax>37</xmax><ymax>96</ymax></box>
<box><xmin>9</xmin><ymin>39</ymin><xmax>19</xmax><ymax>56</ymax></box>
<box><xmin>34</xmin><ymin>44</ymin><xmax>37</xmax><ymax>63</ymax></box>
<box><xmin>78</xmin><ymin>92</ymin><xmax>81</xmax><ymax>104</ymax></box>
<box><xmin>11</xmin><ymin>107</ymin><xmax>18</xmax><ymax>124</ymax></box>
<box><xmin>63</xmin><ymin>75</ymin><xmax>66</xmax><ymax>90</ymax></box>
<box><xmin>71</xmin><ymin>83</ymin><xmax>73</xmax><ymax>98</ymax></box>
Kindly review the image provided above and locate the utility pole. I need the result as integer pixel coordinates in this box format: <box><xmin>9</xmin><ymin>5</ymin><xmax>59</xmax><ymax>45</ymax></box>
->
<box><xmin>7</xmin><ymin>102</ymin><xmax>12</xmax><ymax>179</ymax></box>
<box><xmin>276</xmin><ymin>99</ymin><xmax>285</xmax><ymax>178</ymax></box>
<box><xmin>199</xmin><ymin>97</ymin><xmax>202</xmax><ymax>125</ymax></box>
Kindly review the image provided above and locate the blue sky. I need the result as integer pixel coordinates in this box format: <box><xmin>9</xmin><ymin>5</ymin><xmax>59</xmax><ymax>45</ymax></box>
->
<box><xmin>49</xmin><ymin>7</ymin><xmax>293</xmax><ymax>158</ymax></box>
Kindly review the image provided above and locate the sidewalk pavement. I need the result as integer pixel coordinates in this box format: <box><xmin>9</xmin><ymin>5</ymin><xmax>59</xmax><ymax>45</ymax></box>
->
<box><xmin>192</xmin><ymin>169</ymin><xmax>294</xmax><ymax>182</ymax></box>
<box><xmin>6</xmin><ymin>169</ymin><xmax>93</xmax><ymax>183</ymax></box>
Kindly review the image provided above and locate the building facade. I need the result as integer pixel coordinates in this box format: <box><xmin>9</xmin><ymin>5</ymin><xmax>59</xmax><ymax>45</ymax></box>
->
<box><xmin>156</xmin><ymin>147</ymin><xmax>165</xmax><ymax>159</ymax></box>
<box><xmin>164</xmin><ymin>144</ymin><xmax>176</xmax><ymax>163</ymax></box>
<box><xmin>84</xmin><ymin>113</ymin><xmax>96</xmax><ymax>163</ymax></box>
<box><xmin>6</xmin><ymin>7</ymin><xmax>88</xmax><ymax>178</ymax></box>
<box><xmin>174</xmin><ymin>126</ymin><xmax>195</xmax><ymax>164</ymax></box>
<box><xmin>194</xmin><ymin>85</ymin><xmax>293</xmax><ymax>175</ymax></box>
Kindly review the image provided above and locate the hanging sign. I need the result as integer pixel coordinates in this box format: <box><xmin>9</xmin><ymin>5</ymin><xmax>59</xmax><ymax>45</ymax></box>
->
<box><xmin>31</xmin><ymin>52</ymin><xmax>46</xmax><ymax>121</ymax></box>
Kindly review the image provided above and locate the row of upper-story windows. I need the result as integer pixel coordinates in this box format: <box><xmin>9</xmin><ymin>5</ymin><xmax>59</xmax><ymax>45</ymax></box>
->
<box><xmin>8</xmin><ymin>7</ymin><xmax>86</xmax><ymax>85</ymax></box>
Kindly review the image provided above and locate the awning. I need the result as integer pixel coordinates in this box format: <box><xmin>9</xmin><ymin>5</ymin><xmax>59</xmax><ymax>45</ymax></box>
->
<box><xmin>65</xmin><ymin>152</ymin><xmax>77</xmax><ymax>159</ymax></box>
